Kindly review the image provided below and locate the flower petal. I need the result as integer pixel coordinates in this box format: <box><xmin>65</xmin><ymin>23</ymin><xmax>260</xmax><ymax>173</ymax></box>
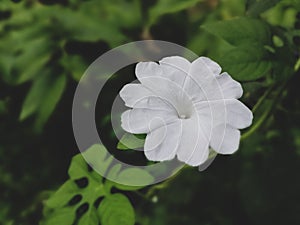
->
<box><xmin>198</xmin><ymin>57</ymin><xmax>222</xmax><ymax>75</ymax></box>
<box><xmin>176</xmin><ymin>117</ymin><xmax>209</xmax><ymax>166</ymax></box>
<box><xmin>121</xmin><ymin>108</ymin><xmax>178</xmax><ymax>134</ymax></box>
<box><xmin>120</xmin><ymin>83</ymin><xmax>173</xmax><ymax>111</ymax></box>
<box><xmin>195</xmin><ymin>99</ymin><xmax>253</xmax><ymax>131</ymax></box>
<box><xmin>119</xmin><ymin>83</ymin><xmax>153</xmax><ymax>108</ymax></box>
<box><xmin>135</xmin><ymin>62</ymin><xmax>162</xmax><ymax>80</ymax></box>
<box><xmin>225</xmin><ymin>99</ymin><xmax>253</xmax><ymax>129</ymax></box>
<box><xmin>144</xmin><ymin>121</ymin><xmax>181</xmax><ymax>161</ymax></box>
<box><xmin>159</xmin><ymin>56</ymin><xmax>207</xmax><ymax>102</ymax></box>
<box><xmin>139</xmin><ymin>76</ymin><xmax>192</xmax><ymax>117</ymax></box>
<box><xmin>217</xmin><ymin>72</ymin><xmax>243</xmax><ymax>99</ymax></box>
<box><xmin>210</xmin><ymin>125</ymin><xmax>240</xmax><ymax>154</ymax></box>
<box><xmin>137</xmin><ymin>57</ymin><xmax>190</xmax><ymax>88</ymax></box>
<box><xmin>198</xmin><ymin>150</ymin><xmax>217</xmax><ymax>171</ymax></box>
<box><xmin>121</xmin><ymin>56</ymin><xmax>253</xmax><ymax>166</ymax></box>
<box><xmin>189</xmin><ymin>57</ymin><xmax>223</xmax><ymax>101</ymax></box>
<box><xmin>182</xmin><ymin>75</ymin><xmax>207</xmax><ymax>102</ymax></box>
<box><xmin>159</xmin><ymin>56</ymin><xmax>190</xmax><ymax>76</ymax></box>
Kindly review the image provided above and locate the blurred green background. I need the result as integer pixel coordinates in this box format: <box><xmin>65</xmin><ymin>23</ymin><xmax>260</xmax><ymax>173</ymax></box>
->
<box><xmin>0</xmin><ymin>0</ymin><xmax>300</xmax><ymax>224</ymax></box>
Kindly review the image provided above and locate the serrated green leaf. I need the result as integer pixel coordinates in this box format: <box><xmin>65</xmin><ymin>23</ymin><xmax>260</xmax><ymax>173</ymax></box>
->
<box><xmin>117</xmin><ymin>133</ymin><xmax>145</xmax><ymax>150</ymax></box>
<box><xmin>218</xmin><ymin>45</ymin><xmax>272</xmax><ymax>81</ymax></box>
<box><xmin>98</xmin><ymin>193</ymin><xmax>135</xmax><ymax>225</ymax></box>
<box><xmin>148</xmin><ymin>0</ymin><xmax>203</xmax><ymax>26</ymax></box>
<box><xmin>202</xmin><ymin>18</ymin><xmax>272</xmax><ymax>47</ymax></box>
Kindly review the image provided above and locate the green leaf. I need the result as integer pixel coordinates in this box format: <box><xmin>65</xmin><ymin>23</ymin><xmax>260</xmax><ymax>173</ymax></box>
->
<box><xmin>202</xmin><ymin>17</ymin><xmax>272</xmax><ymax>47</ymax></box>
<box><xmin>46</xmin><ymin>1</ymin><xmax>141</xmax><ymax>47</ymax></box>
<box><xmin>246</xmin><ymin>0</ymin><xmax>282</xmax><ymax>16</ymax></box>
<box><xmin>98</xmin><ymin>193</ymin><xmax>135</xmax><ymax>225</ymax></box>
<box><xmin>41</xmin><ymin>208</ymin><xmax>75</xmax><ymax>225</ymax></box>
<box><xmin>52</xmin><ymin>154</ymin><xmax>106</xmax><ymax>206</ymax></box>
<box><xmin>53</xmin><ymin>8</ymin><xmax>125</xmax><ymax>45</ymax></box>
<box><xmin>43</xmin><ymin>149</ymin><xmax>106</xmax><ymax>225</ymax></box>
<box><xmin>0</xmin><ymin>19</ymin><xmax>53</xmax><ymax>85</ymax></box>
<box><xmin>113</xmin><ymin>182</ymin><xmax>148</xmax><ymax>191</ymax></box>
<box><xmin>115</xmin><ymin>168</ymin><xmax>154</xmax><ymax>188</ymax></box>
<box><xmin>218</xmin><ymin>45</ymin><xmax>272</xmax><ymax>81</ymax></box>
<box><xmin>104</xmin><ymin>162</ymin><xmax>154</xmax><ymax>191</ymax></box>
<box><xmin>35</xmin><ymin>74</ymin><xmax>67</xmax><ymax>131</ymax></box>
<box><xmin>106</xmin><ymin>164</ymin><xmax>122</xmax><ymax>180</ymax></box>
<box><xmin>81</xmin><ymin>144</ymin><xmax>113</xmax><ymax>176</ymax></box>
<box><xmin>19</xmin><ymin>71</ymin><xmax>66</xmax><ymax>131</ymax></box>
<box><xmin>68</xmin><ymin>154</ymin><xmax>94</xmax><ymax>180</ymax></box>
<box><xmin>79</xmin><ymin>144</ymin><xmax>153</xmax><ymax>190</ymax></box>
<box><xmin>148</xmin><ymin>0</ymin><xmax>203</xmax><ymax>26</ymax></box>
<box><xmin>60</xmin><ymin>54</ymin><xmax>87</xmax><ymax>81</ymax></box>
<box><xmin>117</xmin><ymin>133</ymin><xmax>145</xmax><ymax>150</ymax></box>
<box><xmin>45</xmin><ymin>181</ymin><xmax>79</xmax><ymax>209</ymax></box>
<box><xmin>78</xmin><ymin>207</ymin><xmax>98</xmax><ymax>225</ymax></box>
<box><xmin>284</xmin><ymin>0</ymin><xmax>300</xmax><ymax>10</ymax></box>
<box><xmin>13</xmin><ymin>37</ymin><xmax>52</xmax><ymax>84</ymax></box>
<box><xmin>0</xmin><ymin>54</ymin><xmax>14</xmax><ymax>84</ymax></box>
<box><xmin>272</xmin><ymin>46</ymin><xmax>295</xmax><ymax>80</ymax></box>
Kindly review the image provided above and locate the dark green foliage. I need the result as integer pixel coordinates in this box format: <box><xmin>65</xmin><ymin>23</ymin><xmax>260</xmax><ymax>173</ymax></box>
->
<box><xmin>0</xmin><ymin>0</ymin><xmax>299</xmax><ymax>225</ymax></box>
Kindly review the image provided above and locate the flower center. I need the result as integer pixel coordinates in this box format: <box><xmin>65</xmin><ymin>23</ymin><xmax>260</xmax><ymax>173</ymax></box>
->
<box><xmin>175</xmin><ymin>100</ymin><xmax>193</xmax><ymax>120</ymax></box>
<box><xmin>179</xmin><ymin>114</ymin><xmax>188</xmax><ymax>119</ymax></box>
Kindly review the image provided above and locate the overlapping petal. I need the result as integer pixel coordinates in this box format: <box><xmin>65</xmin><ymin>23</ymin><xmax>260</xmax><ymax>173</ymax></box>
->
<box><xmin>138</xmin><ymin>76</ymin><xmax>193</xmax><ymax>118</ymax></box>
<box><xmin>144</xmin><ymin>121</ymin><xmax>182</xmax><ymax>161</ymax></box>
<box><xmin>176</xmin><ymin>116</ymin><xmax>209</xmax><ymax>166</ymax></box>
<box><xmin>189</xmin><ymin>56</ymin><xmax>224</xmax><ymax>101</ymax></box>
<box><xmin>195</xmin><ymin>99</ymin><xmax>253</xmax><ymax>131</ymax></box>
<box><xmin>216</xmin><ymin>72</ymin><xmax>243</xmax><ymax>99</ymax></box>
<box><xmin>120</xmin><ymin>84</ymin><xmax>173</xmax><ymax>111</ymax></box>
<box><xmin>159</xmin><ymin>56</ymin><xmax>190</xmax><ymax>87</ymax></box>
<box><xmin>135</xmin><ymin>61</ymin><xmax>162</xmax><ymax>80</ymax></box>
<box><xmin>121</xmin><ymin>108</ymin><xmax>178</xmax><ymax>134</ymax></box>
<box><xmin>210</xmin><ymin>125</ymin><xmax>241</xmax><ymax>154</ymax></box>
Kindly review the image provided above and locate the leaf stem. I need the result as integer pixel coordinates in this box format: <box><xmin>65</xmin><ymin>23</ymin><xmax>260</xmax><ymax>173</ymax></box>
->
<box><xmin>241</xmin><ymin>81</ymin><xmax>287</xmax><ymax>140</ymax></box>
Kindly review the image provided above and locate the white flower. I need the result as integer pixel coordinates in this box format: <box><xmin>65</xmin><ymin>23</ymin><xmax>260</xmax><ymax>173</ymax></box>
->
<box><xmin>119</xmin><ymin>56</ymin><xmax>253</xmax><ymax>166</ymax></box>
